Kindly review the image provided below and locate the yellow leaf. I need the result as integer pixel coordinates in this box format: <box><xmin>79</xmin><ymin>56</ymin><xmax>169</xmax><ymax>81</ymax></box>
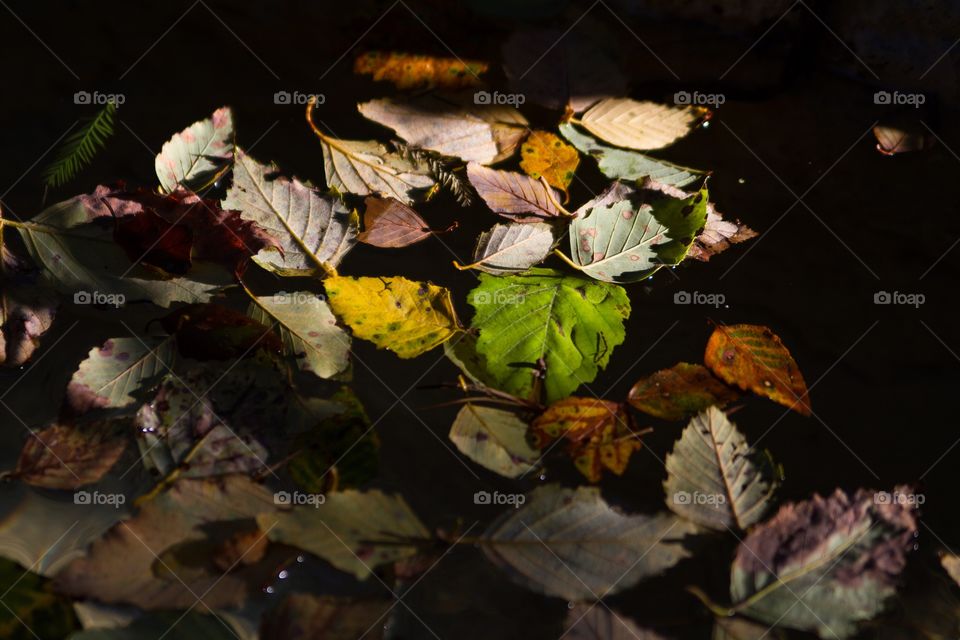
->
<box><xmin>354</xmin><ymin>51</ymin><xmax>488</xmax><ymax>90</ymax></box>
<box><xmin>324</xmin><ymin>276</ymin><xmax>459</xmax><ymax>359</ymax></box>
<box><xmin>520</xmin><ymin>130</ymin><xmax>579</xmax><ymax>196</ymax></box>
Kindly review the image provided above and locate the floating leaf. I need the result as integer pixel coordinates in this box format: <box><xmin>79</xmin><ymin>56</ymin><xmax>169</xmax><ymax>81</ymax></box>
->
<box><xmin>161</xmin><ymin>303</ymin><xmax>282</xmax><ymax>361</ymax></box>
<box><xmin>317</xmin><ymin>134</ymin><xmax>435</xmax><ymax>205</ymax></box>
<box><xmin>66</xmin><ymin>336</ymin><xmax>176</xmax><ymax>414</ymax></box>
<box><xmin>449</xmin><ymin>404</ymin><xmax>538</xmax><ymax>478</ymax></box>
<box><xmin>443</xmin><ymin>331</ymin><xmax>497</xmax><ymax>387</ymax></box>
<box><xmin>359</xmin><ymin>95</ymin><xmax>528</xmax><ymax>165</ymax></box>
<box><xmin>0</xmin><ymin>558</ymin><xmax>78</xmax><ymax>640</ymax></box>
<box><xmin>155</xmin><ymin>107</ymin><xmax>234</xmax><ymax>193</ymax></box>
<box><xmin>467</xmin><ymin>163</ymin><xmax>565</xmax><ymax>222</ymax></box>
<box><xmin>627</xmin><ymin>362</ymin><xmax>740</xmax><ymax>420</ymax></box>
<box><xmin>458</xmin><ymin>221</ymin><xmax>555</xmax><ymax>274</ymax></box>
<box><xmin>469</xmin><ymin>269</ymin><xmax>630</xmax><ymax>403</ymax></box>
<box><xmin>664</xmin><ymin>407</ymin><xmax>776</xmax><ymax>530</ymax></box>
<box><xmin>258</xmin><ymin>489</ymin><xmax>430</xmax><ymax>580</ymax></box>
<box><xmin>55</xmin><ymin>476</ymin><xmax>286</xmax><ymax>610</ymax></box>
<box><xmin>0</xmin><ymin>283</ymin><xmax>57</xmax><ymax>367</ymax></box>
<box><xmin>358</xmin><ymin>197</ymin><xmax>438</xmax><ymax>248</ymax></box>
<box><xmin>480</xmin><ymin>485</ymin><xmax>697</xmax><ymax>601</ymax></box>
<box><xmin>565</xmin><ymin>605</ymin><xmax>666</xmax><ymax>640</ymax></box>
<box><xmin>704</xmin><ymin>324</ymin><xmax>811</xmax><ymax>415</ymax></box>
<box><xmin>520</xmin><ymin>130</ymin><xmax>579</xmax><ymax>195</ymax></box>
<box><xmin>559</xmin><ymin>122</ymin><xmax>705</xmax><ymax>187</ymax></box>
<box><xmin>247</xmin><ymin>291</ymin><xmax>351</xmax><ymax>379</ymax></box>
<box><xmin>354</xmin><ymin>50</ymin><xmax>487</xmax><ymax>90</ymax></box>
<box><xmin>531</xmin><ymin>397</ymin><xmax>644</xmax><ymax>482</ymax></box>
<box><xmin>688</xmin><ymin>206</ymin><xmax>757</xmax><ymax>262</ymax></box>
<box><xmin>577</xmin><ymin>98</ymin><xmax>708</xmax><ymax>150</ymax></box>
<box><xmin>325</xmin><ymin>275</ymin><xmax>459</xmax><ymax>358</ymax></box>
<box><xmin>11</xmin><ymin>421</ymin><xmax>128</xmax><ymax>490</ymax></box>
<box><xmin>730</xmin><ymin>487</ymin><xmax>918</xmax><ymax>638</ymax></box>
<box><xmin>567</xmin><ymin>182</ymin><xmax>709</xmax><ymax>283</ymax></box>
<box><xmin>223</xmin><ymin>149</ymin><xmax>358</xmax><ymax>276</ymax></box>
<box><xmin>873</xmin><ymin>123</ymin><xmax>933</xmax><ymax>156</ymax></box>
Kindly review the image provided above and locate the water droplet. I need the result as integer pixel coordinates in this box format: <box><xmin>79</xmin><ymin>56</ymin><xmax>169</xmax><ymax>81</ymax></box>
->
<box><xmin>538</xmin><ymin>474</ymin><xmax>547</xmax><ymax>481</ymax></box>
<box><xmin>264</xmin><ymin>586</ymin><xmax>275</xmax><ymax>594</ymax></box>
<box><xmin>567</xmin><ymin>601</ymin><xmax>576</xmax><ymax>609</ymax></box>
<box><xmin>296</xmin><ymin>555</ymin><xmax>305</xmax><ymax>563</ymax></box>
<box><xmin>278</xmin><ymin>570</ymin><xmax>289</xmax><ymax>579</ymax></box>
<box><xmin>702</xmin><ymin>121</ymin><xmax>711</xmax><ymax>128</ymax></box>
<box><xmin>738</xmin><ymin>178</ymin><xmax>746</xmax><ymax>184</ymax></box>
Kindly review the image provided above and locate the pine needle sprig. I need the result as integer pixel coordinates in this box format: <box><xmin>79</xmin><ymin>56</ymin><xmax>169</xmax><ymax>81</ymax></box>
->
<box><xmin>392</xmin><ymin>140</ymin><xmax>474</xmax><ymax>207</ymax></box>
<box><xmin>42</xmin><ymin>100</ymin><xmax>117</xmax><ymax>188</ymax></box>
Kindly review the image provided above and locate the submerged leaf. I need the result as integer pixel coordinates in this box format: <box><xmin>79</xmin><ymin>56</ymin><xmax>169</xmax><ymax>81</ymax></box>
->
<box><xmin>261</xmin><ymin>593</ymin><xmax>392</xmax><ymax>640</ymax></box>
<box><xmin>449</xmin><ymin>404</ymin><xmax>538</xmax><ymax>478</ymax></box>
<box><xmin>704</xmin><ymin>324</ymin><xmax>811</xmax><ymax>415</ymax></box>
<box><xmin>469</xmin><ymin>269</ymin><xmax>630</xmax><ymax>403</ymax></box>
<box><xmin>155</xmin><ymin>106</ymin><xmax>234</xmax><ymax>193</ymax></box>
<box><xmin>565</xmin><ymin>605</ymin><xmax>666</xmax><ymax>640</ymax></box>
<box><xmin>481</xmin><ymin>485</ymin><xmax>697</xmax><ymax>600</ymax></box>
<box><xmin>467</xmin><ymin>163</ymin><xmax>565</xmax><ymax>222</ymax></box>
<box><xmin>627</xmin><ymin>362</ymin><xmax>740</xmax><ymax>420</ymax></box>
<box><xmin>0</xmin><ymin>283</ymin><xmax>57</xmax><ymax>367</ymax></box>
<box><xmin>578</xmin><ymin>98</ymin><xmax>708</xmax><ymax>150</ymax></box>
<box><xmin>664</xmin><ymin>407</ymin><xmax>777</xmax><ymax>530</ymax></box>
<box><xmin>325</xmin><ymin>275</ymin><xmax>459</xmax><ymax>358</ymax></box>
<box><xmin>160</xmin><ymin>303</ymin><xmax>282</xmax><ymax>361</ymax></box>
<box><xmin>358</xmin><ymin>197</ymin><xmax>435</xmax><ymax>248</ymax></box>
<box><xmin>460</xmin><ymin>221</ymin><xmax>555</xmax><ymax>274</ymax></box>
<box><xmin>0</xmin><ymin>558</ymin><xmax>78</xmax><ymax>640</ymax></box>
<box><xmin>730</xmin><ymin>487</ymin><xmax>919</xmax><ymax>638</ymax></box>
<box><xmin>223</xmin><ymin>150</ymin><xmax>358</xmax><ymax>276</ymax></box>
<box><xmin>12</xmin><ymin>420</ymin><xmax>128</xmax><ymax>490</ymax></box>
<box><xmin>354</xmin><ymin>50</ymin><xmax>487</xmax><ymax>90</ymax></box>
<box><xmin>520</xmin><ymin>130</ymin><xmax>579</xmax><ymax>194</ymax></box>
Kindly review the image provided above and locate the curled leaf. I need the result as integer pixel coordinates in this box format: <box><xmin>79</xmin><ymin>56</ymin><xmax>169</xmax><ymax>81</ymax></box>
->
<box><xmin>627</xmin><ymin>362</ymin><xmax>740</xmax><ymax>420</ymax></box>
<box><xmin>155</xmin><ymin>106</ymin><xmax>234</xmax><ymax>193</ymax></box>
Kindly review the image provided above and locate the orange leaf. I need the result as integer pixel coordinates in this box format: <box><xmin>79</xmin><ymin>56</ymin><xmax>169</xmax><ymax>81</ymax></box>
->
<box><xmin>354</xmin><ymin>51</ymin><xmax>488</xmax><ymax>90</ymax></box>
<box><xmin>519</xmin><ymin>130</ymin><xmax>579</xmax><ymax>196</ymax></box>
<box><xmin>628</xmin><ymin>362</ymin><xmax>740</xmax><ymax>421</ymax></box>
<box><xmin>704</xmin><ymin>324</ymin><xmax>811</xmax><ymax>415</ymax></box>
<box><xmin>530</xmin><ymin>397</ymin><xmax>645</xmax><ymax>482</ymax></box>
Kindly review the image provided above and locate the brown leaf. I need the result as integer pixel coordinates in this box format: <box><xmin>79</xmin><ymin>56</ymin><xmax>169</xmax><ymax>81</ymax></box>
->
<box><xmin>0</xmin><ymin>283</ymin><xmax>57</xmax><ymax>368</ymax></box>
<box><xmin>873</xmin><ymin>124</ymin><xmax>934</xmax><ymax>155</ymax></box>
<box><xmin>358</xmin><ymin>196</ymin><xmax>450</xmax><ymax>248</ymax></box>
<box><xmin>212</xmin><ymin>528</ymin><xmax>269</xmax><ymax>572</ymax></box>
<box><xmin>687</xmin><ymin>207</ymin><xmax>757</xmax><ymax>262</ymax></box>
<box><xmin>161</xmin><ymin>303</ymin><xmax>283</xmax><ymax>360</ymax></box>
<box><xmin>12</xmin><ymin>421</ymin><xmax>127</xmax><ymax>489</ymax></box>
<box><xmin>467</xmin><ymin>163</ymin><xmax>566</xmax><ymax>222</ymax></box>
<box><xmin>260</xmin><ymin>593</ymin><xmax>392</xmax><ymax>640</ymax></box>
<box><xmin>354</xmin><ymin>50</ymin><xmax>487</xmax><ymax>90</ymax></box>
<box><xmin>628</xmin><ymin>362</ymin><xmax>740</xmax><ymax>421</ymax></box>
<box><xmin>114</xmin><ymin>208</ymin><xmax>193</xmax><ymax>275</ymax></box>
<box><xmin>704</xmin><ymin>324</ymin><xmax>811</xmax><ymax>415</ymax></box>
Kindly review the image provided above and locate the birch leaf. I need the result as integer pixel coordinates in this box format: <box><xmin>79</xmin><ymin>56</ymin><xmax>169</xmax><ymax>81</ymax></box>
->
<box><xmin>246</xmin><ymin>291</ymin><xmax>350</xmax><ymax>379</ymax></box>
<box><xmin>324</xmin><ymin>275</ymin><xmax>459</xmax><ymax>358</ymax></box>
<box><xmin>469</xmin><ymin>269</ymin><xmax>630</xmax><ymax>403</ymax></box>
<box><xmin>559</xmin><ymin>122</ymin><xmax>705</xmax><ymax>187</ymax></box>
<box><xmin>319</xmin><ymin>135</ymin><xmax>434</xmax><ymax>204</ymax></box>
<box><xmin>467</xmin><ymin>163</ymin><xmax>565</xmax><ymax>222</ymax></box>
<box><xmin>520</xmin><ymin>130</ymin><xmax>579</xmax><ymax>194</ymax></box>
<box><xmin>258</xmin><ymin>490</ymin><xmax>431</xmax><ymax>580</ymax></box>
<box><xmin>627</xmin><ymin>362</ymin><xmax>740</xmax><ymax>420</ymax></box>
<box><xmin>358</xmin><ymin>197</ymin><xmax>436</xmax><ymax>248</ymax></box>
<box><xmin>578</xmin><ymin>98</ymin><xmax>709</xmax><ymax>150</ymax></box>
<box><xmin>459</xmin><ymin>221</ymin><xmax>555</xmax><ymax>274</ymax></box>
<box><xmin>358</xmin><ymin>95</ymin><xmax>528</xmax><ymax>164</ymax></box>
<box><xmin>223</xmin><ymin>149</ymin><xmax>358</xmax><ymax>276</ymax></box>
<box><xmin>480</xmin><ymin>485</ymin><xmax>698</xmax><ymax>601</ymax></box>
<box><xmin>155</xmin><ymin>107</ymin><xmax>234</xmax><ymax>193</ymax></box>
<box><xmin>664</xmin><ymin>407</ymin><xmax>777</xmax><ymax>530</ymax></box>
<box><xmin>449</xmin><ymin>404</ymin><xmax>538</xmax><ymax>478</ymax></box>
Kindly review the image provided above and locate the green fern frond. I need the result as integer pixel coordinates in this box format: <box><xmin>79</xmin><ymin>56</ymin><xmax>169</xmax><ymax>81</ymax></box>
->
<box><xmin>42</xmin><ymin>101</ymin><xmax>117</xmax><ymax>188</ymax></box>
